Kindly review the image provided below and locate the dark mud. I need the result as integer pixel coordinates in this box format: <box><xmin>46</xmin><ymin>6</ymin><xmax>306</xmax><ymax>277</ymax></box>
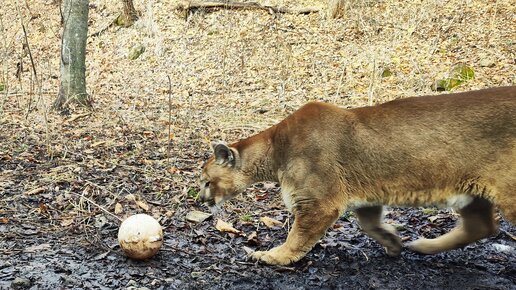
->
<box><xmin>1</xmin><ymin>138</ymin><xmax>514</xmax><ymax>290</ymax></box>
<box><xmin>1</xmin><ymin>197</ymin><xmax>514</xmax><ymax>290</ymax></box>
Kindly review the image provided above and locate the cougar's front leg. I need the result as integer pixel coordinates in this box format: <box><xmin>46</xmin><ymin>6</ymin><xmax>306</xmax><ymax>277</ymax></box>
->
<box><xmin>252</xmin><ymin>200</ymin><xmax>341</xmax><ymax>265</ymax></box>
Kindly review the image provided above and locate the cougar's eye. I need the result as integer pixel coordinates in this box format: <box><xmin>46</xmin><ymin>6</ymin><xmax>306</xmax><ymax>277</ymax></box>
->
<box><xmin>204</xmin><ymin>181</ymin><xmax>210</xmax><ymax>188</ymax></box>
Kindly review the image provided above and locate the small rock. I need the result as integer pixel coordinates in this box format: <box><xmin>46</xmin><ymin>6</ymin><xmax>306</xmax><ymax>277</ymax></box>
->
<box><xmin>11</xmin><ymin>277</ymin><xmax>31</xmax><ymax>289</ymax></box>
<box><xmin>185</xmin><ymin>210</ymin><xmax>212</xmax><ymax>223</ymax></box>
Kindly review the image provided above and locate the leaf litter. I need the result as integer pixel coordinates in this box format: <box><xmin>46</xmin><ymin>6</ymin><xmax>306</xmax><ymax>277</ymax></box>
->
<box><xmin>0</xmin><ymin>0</ymin><xmax>515</xmax><ymax>289</ymax></box>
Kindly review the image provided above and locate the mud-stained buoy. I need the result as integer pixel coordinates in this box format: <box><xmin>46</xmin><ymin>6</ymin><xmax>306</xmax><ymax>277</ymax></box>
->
<box><xmin>118</xmin><ymin>214</ymin><xmax>163</xmax><ymax>260</ymax></box>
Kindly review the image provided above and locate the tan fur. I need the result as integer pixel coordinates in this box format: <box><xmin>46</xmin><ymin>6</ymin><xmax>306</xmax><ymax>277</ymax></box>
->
<box><xmin>199</xmin><ymin>86</ymin><xmax>516</xmax><ymax>265</ymax></box>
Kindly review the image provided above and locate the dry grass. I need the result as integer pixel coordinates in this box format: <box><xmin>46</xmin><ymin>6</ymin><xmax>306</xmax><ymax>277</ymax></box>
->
<box><xmin>0</xmin><ymin>0</ymin><xmax>514</xmax><ymax>168</ymax></box>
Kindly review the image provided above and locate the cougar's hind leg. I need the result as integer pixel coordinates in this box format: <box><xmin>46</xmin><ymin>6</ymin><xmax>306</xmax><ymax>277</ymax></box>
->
<box><xmin>408</xmin><ymin>196</ymin><xmax>498</xmax><ymax>254</ymax></box>
<box><xmin>495</xmin><ymin>184</ymin><xmax>516</xmax><ymax>225</ymax></box>
<box><xmin>355</xmin><ymin>205</ymin><xmax>402</xmax><ymax>256</ymax></box>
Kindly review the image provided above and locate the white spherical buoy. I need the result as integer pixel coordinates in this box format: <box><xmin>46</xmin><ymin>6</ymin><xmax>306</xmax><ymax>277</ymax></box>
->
<box><xmin>118</xmin><ymin>214</ymin><xmax>163</xmax><ymax>260</ymax></box>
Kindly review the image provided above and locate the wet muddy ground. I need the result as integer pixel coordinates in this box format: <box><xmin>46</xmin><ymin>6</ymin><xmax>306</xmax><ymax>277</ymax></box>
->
<box><xmin>1</xmin><ymin>161</ymin><xmax>515</xmax><ymax>290</ymax></box>
<box><xmin>2</xmin><ymin>212</ymin><xmax>515</xmax><ymax>290</ymax></box>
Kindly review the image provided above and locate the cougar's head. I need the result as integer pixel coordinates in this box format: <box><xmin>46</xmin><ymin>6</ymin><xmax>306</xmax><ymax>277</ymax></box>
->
<box><xmin>199</xmin><ymin>142</ymin><xmax>251</xmax><ymax>207</ymax></box>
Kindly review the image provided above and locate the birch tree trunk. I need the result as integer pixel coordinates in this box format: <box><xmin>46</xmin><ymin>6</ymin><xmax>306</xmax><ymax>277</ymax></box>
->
<box><xmin>53</xmin><ymin>0</ymin><xmax>90</xmax><ymax>113</ymax></box>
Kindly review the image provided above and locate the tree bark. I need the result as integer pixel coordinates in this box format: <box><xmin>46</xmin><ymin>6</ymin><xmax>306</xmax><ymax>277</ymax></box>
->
<box><xmin>53</xmin><ymin>0</ymin><xmax>90</xmax><ymax>113</ymax></box>
<box><xmin>120</xmin><ymin>0</ymin><xmax>138</xmax><ymax>27</ymax></box>
<box><xmin>328</xmin><ymin>0</ymin><xmax>346</xmax><ymax>19</ymax></box>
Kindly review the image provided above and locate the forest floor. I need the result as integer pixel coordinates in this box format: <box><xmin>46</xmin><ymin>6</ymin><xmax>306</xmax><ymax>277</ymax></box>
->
<box><xmin>1</xmin><ymin>0</ymin><xmax>515</xmax><ymax>289</ymax></box>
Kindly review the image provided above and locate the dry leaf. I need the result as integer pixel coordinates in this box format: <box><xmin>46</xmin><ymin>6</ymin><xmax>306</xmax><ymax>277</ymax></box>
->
<box><xmin>91</xmin><ymin>141</ymin><xmax>106</xmax><ymax>147</ymax></box>
<box><xmin>242</xmin><ymin>246</ymin><xmax>254</xmax><ymax>255</ymax></box>
<box><xmin>24</xmin><ymin>187</ymin><xmax>46</xmax><ymax>196</ymax></box>
<box><xmin>66</xmin><ymin>112</ymin><xmax>91</xmax><ymax>123</ymax></box>
<box><xmin>17</xmin><ymin>152</ymin><xmax>39</xmax><ymax>163</ymax></box>
<box><xmin>84</xmin><ymin>149</ymin><xmax>95</xmax><ymax>155</ymax></box>
<box><xmin>247</xmin><ymin>230</ymin><xmax>256</xmax><ymax>238</ymax></box>
<box><xmin>255</xmin><ymin>192</ymin><xmax>269</xmax><ymax>201</ymax></box>
<box><xmin>502</xmin><ymin>229</ymin><xmax>516</xmax><ymax>241</ymax></box>
<box><xmin>260</xmin><ymin>216</ymin><xmax>283</xmax><ymax>228</ymax></box>
<box><xmin>114</xmin><ymin>203</ymin><xmax>123</xmax><ymax>214</ymax></box>
<box><xmin>135</xmin><ymin>200</ymin><xmax>149</xmax><ymax>211</ymax></box>
<box><xmin>60</xmin><ymin>218</ymin><xmax>74</xmax><ymax>227</ymax></box>
<box><xmin>215</xmin><ymin>219</ymin><xmax>241</xmax><ymax>235</ymax></box>
<box><xmin>125</xmin><ymin>194</ymin><xmax>136</xmax><ymax>201</ymax></box>
<box><xmin>38</xmin><ymin>203</ymin><xmax>48</xmax><ymax>214</ymax></box>
<box><xmin>186</xmin><ymin>210</ymin><xmax>212</xmax><ymax>223</ymax></box>
<box><xmin>247</xmin><ymin>231</ymin><xmax>260</xmax><ymax>246</ymax></box>
<box><xmin>143</xmin><ymin>131</ymin><xmax>155</xmax><ymax>138</ymax></box>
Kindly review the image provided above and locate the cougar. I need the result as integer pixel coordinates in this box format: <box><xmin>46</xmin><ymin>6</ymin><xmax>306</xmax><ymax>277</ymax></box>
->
<box><xmin>199</xmin><ymin>86</ymin><xmax>515</xmax><ymax>265</ymax></box>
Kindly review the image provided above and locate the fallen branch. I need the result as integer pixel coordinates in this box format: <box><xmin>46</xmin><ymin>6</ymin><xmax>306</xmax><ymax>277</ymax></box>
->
<box><xmin>89</xmin><ymin>15</ymin><xmax>119</xmax><ymax>38</ymax></box>
<box><xmin>178</xmin><ymin>1</ymin><xmax>321</xmax><ymax>16</ymax></box>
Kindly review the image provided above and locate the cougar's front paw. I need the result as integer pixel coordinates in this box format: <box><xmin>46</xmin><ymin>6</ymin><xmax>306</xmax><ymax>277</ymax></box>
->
<box><xmin>250</xmin><ymin>246</ymin><xmax>303</xmax><ymax>265</ymax></box>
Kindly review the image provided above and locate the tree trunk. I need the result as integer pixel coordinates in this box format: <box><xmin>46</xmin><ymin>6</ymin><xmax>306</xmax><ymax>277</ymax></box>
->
<box><xmin>120</xmin><ymin>0</ymin><xmax>138</xmax><ymax>27</ymax></box>
<box><xmin>328</xmin><ymin>0</ymin><xmax>346</xmax><ymax>19</ymax></box>
<box><xmin>53</xmin><ymin>0</ymin><xmax>90</xmax><ymax>113</ymax></box>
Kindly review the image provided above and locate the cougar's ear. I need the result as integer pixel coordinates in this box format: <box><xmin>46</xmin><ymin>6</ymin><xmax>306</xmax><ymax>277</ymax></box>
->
<box><xmin>211</xmin><ymin>141</ymin><xmax>238</xmax><ymax>167</ymax></box>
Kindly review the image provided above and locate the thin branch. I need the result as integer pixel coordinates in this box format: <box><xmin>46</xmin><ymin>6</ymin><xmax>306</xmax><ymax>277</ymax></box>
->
<box><xmin>89</xmin><ymin>17</ymin><xmax>118</xmax><ymax>38</ymax></box>
<box><xmin>167</xmin><ymin>75</ymin><xmax>172</xmax><ymax>167</ymax></box>
<box><xmin>71</xmin><ymin>192</ymin><xmax>123</xmax><ymax>222</ymax></box>
<box><xmin>15</xmin><ymin>0</ymin><xmax>39</xmax><ymax>118</ymax></box>
<box><xmin>178</xmin><ymin>1</ymin><xmax>320</xmax><ymax>16</ymax></box>
<box><xmin>0</xmin><ymin>14</ymin><xmax>8</xmax><ymax>114</ymax></box>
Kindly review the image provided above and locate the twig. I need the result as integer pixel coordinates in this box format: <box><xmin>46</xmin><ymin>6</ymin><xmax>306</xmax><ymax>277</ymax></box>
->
<box><xmin>367</xmin><ymin>58</ymin><xmax>376</xmax><ymax>106</ymax></box>
<box><xmin>89</xmin><ymin>16</ymin><xmax>119</xmax><ymax>38</ymax></box>
<box><xmin>0</xmin><ymin>14</ymin><xmax>8</xmax><ymax>114</ymax></box>
<box><xmin>178</xmin><ymin>1</ymin><xmax>320</xmax><ymax>16</ymax></box>
<box><xmin>71</xmin><ymin>192</ymin><xmax>122</xmax><ymax>222</ymax></box>
<box><xmin>15</xmin><ymin>0</ymin><xmax>39</xmax><ymax>118</ymax></box>
<box><xmin>23</xmin><ymin>0</ymin><xmax>33</xmax><ymax>17</ymax></box>
<box><xmin>167</xmin><ymin>75</ymin><xmax>172</xmax><ymax>167</ymax></box>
